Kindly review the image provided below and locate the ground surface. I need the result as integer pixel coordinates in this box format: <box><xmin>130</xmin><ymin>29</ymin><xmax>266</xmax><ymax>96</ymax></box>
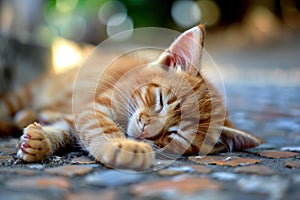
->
<box><xmin>1</xmin><ymin>37</ymin><xmax>300</xmax><ymax>200</ymax></box>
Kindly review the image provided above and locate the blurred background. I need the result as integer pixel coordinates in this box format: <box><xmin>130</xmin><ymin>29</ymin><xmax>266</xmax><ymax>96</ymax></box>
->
<box><xmin>0</xmin><ymin>0</ymin><xmax>300</xmax><ymax>92</ymax></box>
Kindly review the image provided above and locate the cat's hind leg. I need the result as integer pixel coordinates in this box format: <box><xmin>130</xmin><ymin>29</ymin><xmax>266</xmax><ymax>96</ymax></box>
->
<box><xmin>17</xmin><ymin>116</ymin><xmax>75</xmax><ymax>162</ymax></box>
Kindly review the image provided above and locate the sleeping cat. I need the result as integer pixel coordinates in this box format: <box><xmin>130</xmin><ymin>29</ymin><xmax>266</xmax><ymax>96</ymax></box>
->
<box><xmin>0</xmin><ymin>25</ymin><xmax>262</xmax><ymax>170</ymax></box>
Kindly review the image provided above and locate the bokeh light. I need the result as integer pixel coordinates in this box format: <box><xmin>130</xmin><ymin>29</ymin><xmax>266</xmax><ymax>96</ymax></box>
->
<box><xmin>52</xmin><ymin>38</ymin><xmax>82</xmax><ymax>74</ymax></box>
<box><xmin>106</xmin><ymin>14</ymin><xmax>134</xmax><ymax>41</ymax></box>
<box><xmin>246</xmin><ymin>6</ymin><xmax>279</xmax><ymax>34</ymax></box>
<box><xmin>56</xmin><ymin>0</ymin><xmax>79</xmax><ymax>13</ymax></box>
<box><xmin>0</xmin><ymin>2</ymin><xmax>14</xmax><ymax>34</ymax></box>
<box><xmin>60</xmin><ymin>15</ymin><xmax>87</xmax><ymax>41</ymax></box>
<box><xmin>171</xmin><ymin>0</ymin><xmax>201</xmax><ymax>28</ymax></box>
<box><xmin>97</xmin><ymin>0</ymin><xmax>134</xmax><ymax>41</ymax></box>
<box><xmin>198</xmin><ymin>0</ymin><xmax>221</xmax><ymax>27</ymax></box>
<box><xmin>98</xmin><ymin>0</ymin><xmax>127</xmax><ymax>25</ymax></box>
<box><xmin>34</xmin><ymin>25</ymin><xmax>58</xmax><ymax>45</ymax></box>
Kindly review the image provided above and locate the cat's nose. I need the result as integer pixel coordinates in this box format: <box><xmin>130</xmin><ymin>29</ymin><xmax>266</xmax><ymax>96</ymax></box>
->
<box><xmin>140</xmin><ymin>131</ymin><xmax>147</xmax><ymax>138</ymax></box>
<box><xmin>141</xmin><ymin>121</ymin><xmax>163</xmax><ymax>139</ymax></box>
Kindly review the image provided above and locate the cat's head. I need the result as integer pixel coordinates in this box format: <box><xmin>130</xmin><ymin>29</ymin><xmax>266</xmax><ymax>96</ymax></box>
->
<box><xmin>123</xmin><ymin>25</ymin><xmax>262</xmax><ymax>155</ymax></box>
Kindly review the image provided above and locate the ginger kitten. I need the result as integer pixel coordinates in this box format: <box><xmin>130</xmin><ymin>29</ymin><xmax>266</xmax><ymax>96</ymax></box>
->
<box><xmin>0</xmin><ymin>25</ymin><xmax>262</xmax><ymax>170</ymax></box>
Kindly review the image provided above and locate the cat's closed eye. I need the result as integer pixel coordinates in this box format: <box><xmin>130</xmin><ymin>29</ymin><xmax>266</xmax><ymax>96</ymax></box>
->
<box><xmin>154</xmin><ymin>88</ymin><xmax>164</xmax><ymax>113</ymax></box>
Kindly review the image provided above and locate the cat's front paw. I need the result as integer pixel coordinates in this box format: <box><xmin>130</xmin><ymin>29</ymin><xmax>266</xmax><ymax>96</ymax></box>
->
<box><xmin>17</xmin><ymin>122</ymin><xmax>51</xmax><ymax>162</ymax></box>
<box><xmin>101</xmin><ymin>140</ymin><xmax>155</xmax><ymax>170</ymax></box>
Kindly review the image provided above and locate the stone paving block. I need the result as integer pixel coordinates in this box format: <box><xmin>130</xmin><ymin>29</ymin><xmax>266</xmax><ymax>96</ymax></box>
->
<box><xmin>0</xmin><ymin>155</ymin><xmax>13</xmax><ymax>162</ymax></box>
<box><xmin>131</xmin><ymin>175</ymin><xmax>221</xmax><ymax>197</ymax></box>
<box><xmin>152</xmin><ymin>159</ymin><xmax>178</xmax><ymax>171</ymax></box>
<box><xmin>157</xmin><ymin>166</ymin><xmax>194</xmax><ymax>176</ymax></box>
<box><xmin>252</xmin><ymin>143</ymin><xmax>277</xmax><ymax>150</ymax></box>
<box><xmin>294</xmin><ymin>134</ymin><xmax>300</xmax><ymax>143</ymax></box>
<box><xmin>297</xmin><ymin>191</ymin><xmax>300</xmax><ymax>200</ymax></box>
<box><xmin>234</xmin><ymin>165</ymin><xmax>275</xmax><ymax>175</ymax></box>
<box><xmin>257</xmin><ymin>151</ymin><xmax>298</xmax><ymax>158</ymax></box>
<box><xmin>44</xmin><ymin>165</ymin><xmax>93</xmax><ymax>177</ymax></box>
<box><xmin>186</xmin><ymin>165</ymin><xmax>212</xmax><ymax>174</ymax></box>
<box><xmin>156</xmin><ymin>169</ymin><xmax>185</xmax><ymax>176</ymax></box>
<box><xmin>27</xmin><ymin>164</ymin><xmax>45</xmax><ymax>170</ymax></box>
<box><xmin>85</xmin><ymin>170</ymin><xmax>144</xmax><ymax>187</ymax></box>
<box><xmin>293</xmin><ymin>175</ymin><xmax>300</xmax><ymax>183</ymax></box>
<box><xmin>0</xmin><ymin>168</ymin><xmax>39</xmax><ymax>176</ymax></box>
<box><xmin>211</xmin><ymin>172</ymin><xmax>239</xmax><ymax>181</ymax></box>
<box><xmin>0</xmin><ymin>139</ymin><xmax>19</xmax><ymax>154</ymax></box>
<box><xmin>281</xmin><ymin>146</ymin><xmax>300</xmax><ymax>152</ymax></box>
<box><xmin>0</xmin><ymin>146</ymin><xmax>17</xmax><ymax>154</ymax></box>
<box><xmin>237</xmin><ymin>176</ymin><xmax>288</xmax><ymax>200</ymax></box>
<box><xmin>70</xmin><ymin>156</ymin><xmax>96</xmax><ymax>164</ymax></box>
<box><xmin>0</xmin><ymin>192</ymin><xmax>47</xmax><ymax>200</ymax></box>
<box><xmin>189</xmin><ymin>156</ymin><xmax>260</xmax><ymax>166</ymax></box>
<box><xmin>65</xmin><ymin>190</ymin><xmax>116</xmax><ymax>200</ymax></box>
<box><xmin>6</xmin><ymin>177</ymin><xmax>71</xmax><ymax>190</ymax></box>
<box><xmin>285</xmin><ymin>160</ymin><xmax>300</xmax><ymax>169</ymax></box>
<box><xmin>0</xmin><ymin>155</ymin><xmax>13</xmax><ymax>160</ymax></box>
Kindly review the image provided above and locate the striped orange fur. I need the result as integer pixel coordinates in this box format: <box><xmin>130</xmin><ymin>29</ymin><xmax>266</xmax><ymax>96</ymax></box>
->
<box><xmin>0</xmin><ymin>25</ymin><xmax>262</xmax><ymax>170</ymax></box>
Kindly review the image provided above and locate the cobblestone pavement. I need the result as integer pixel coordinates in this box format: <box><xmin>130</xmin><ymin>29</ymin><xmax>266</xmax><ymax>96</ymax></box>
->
<box><xmin>1</xmin><ymin>46</ymin><xmax>300</xmax><ymax>200</ymax></box>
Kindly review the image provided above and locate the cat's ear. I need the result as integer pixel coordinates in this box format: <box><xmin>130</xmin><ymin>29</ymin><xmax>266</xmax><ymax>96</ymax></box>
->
<box><xmin>211</xmin><ymin>122</ymin><xmax>263</xmax><ymax>153</ymax></box>
<box><xmin>156</xmin><ymin>24</ymin><xmax>205</xmax><ymax>74</ymax></box>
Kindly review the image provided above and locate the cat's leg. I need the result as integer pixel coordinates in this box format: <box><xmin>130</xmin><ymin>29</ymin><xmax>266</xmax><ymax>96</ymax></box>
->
<box><xmin>38</xmin><ymin>109</ymin><xmax>65</xmax><ymax>124</ymax></box>
<box><xmin>17</xmin><ymin>116</ymin><xmax>75</xmax><ymax>162</ymax></box>
<box><xmin>13</xmin><ymin>108</ymin><xmax>39</xmax><ymax>129</ymax></box>
<box><xmin>77</xmin><ymin>108</ymin><xmax>155</xmax><ymax>170</ymax></box>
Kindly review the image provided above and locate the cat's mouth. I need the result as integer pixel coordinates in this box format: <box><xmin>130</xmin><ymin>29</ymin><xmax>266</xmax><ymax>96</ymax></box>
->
<box><xmin>135</xmin><ymin>129</ymin><xmax>163</xmax><ymax>141</ymax></box>
<box><xmin>139</xmin><ymin>124</ymin><xmax>164</xmax><ymax>140</ymax></box>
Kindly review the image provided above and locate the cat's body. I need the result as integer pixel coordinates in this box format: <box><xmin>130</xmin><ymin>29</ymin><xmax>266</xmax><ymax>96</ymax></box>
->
<box><xmin>0</xmin><ymin>25</ymin><xmax>262</xmax><ymax>170</ymax></box>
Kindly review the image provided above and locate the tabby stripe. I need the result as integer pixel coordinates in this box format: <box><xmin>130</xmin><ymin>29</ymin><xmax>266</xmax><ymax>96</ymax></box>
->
<box><xmin>84</xmin><ymin>129</ymin><xmax>103</xmax><ymax>139</ymax></box>
<box><xmin>202</xmin><ymin>133</ymin><xmax>220</xmax><ymax>147</ymax></box>
<box><xmin>179</xmin><ymin>93</ymin><xmax>188</xmax><ymax>105</ymax></box>
<box><xmin>3</xmin><ymin>96</ymin><xmax>15</xmax><ymax>116</ymax></box>
<box><xmin>24</xmin><ymin>85</ymin><xmax>32</xmax><ymax>106</ymax></box>
<box><xmin>137</xmin><ymin>88</ymin><xmax>146</xmax><ymax>106</ymax></box>
<box><xmin>173</xmin><ymin>103</ymin><xmax>180</xmax><ymax>111</ymax></box>
<box><xmin>78</xmin><ymin>107</ymin><xmax>107</xmax><ymax>119</ymax></box>
<box><xmin>192</xmin><ymin>79</ymin><xmax>206</xmax><ymax>91</ymax></box>
<box><xmin>0</xmin><ymin>103</ymin><xmax>7</xmax><ymax>119</ymax></box>
<box><xmin>95</xmin><ymin>114</ymin><xmax>119</xmax><ymax>132</ymax></box>
<box><xmin>145</xmin><ymin>86</ymin><xmax>153</xmax><ymax>105</ymax></box>
<box><xmin>101</xmin><ymin>125</ymin><xmax>120</xmax><ymax>134</ymax></box>
<box><xmin>15</xmin><ymin>91</ymin><xmax>24</xmax><ymax>109</ymax></box>
<box><xmin>98</xmin><ymin>97</ymin><xmax>112</xmax><ymax>107</ymax></box>
<box><xmin>94</xmin><ymin>104</ymin><xmax>112</xmax><ymax>117</ymax></box>
<box><xmin>94</xmin><ymin>109</ymin><xmax>114</xmax><ymax>123</ymax></box>
<box><xmin>181</xmin><ymin>122</ymin><xmax>200</xmax><ymax>131</ymax></box>
<box><xmin>79</xmin><ymin>120</ymin><xmax>99</xmax><ymax>132</ymax></box>
<box><xmin>167</xmin><ymin>95</ymin><xmax>177</xmax><ymax>104</ymax></box>
<box><xmin>61</xmin><ymin>130</ymin><xmax>73</xmax><ymax>146</ymax></box>
<box><xmin>169</xmin><ymin>131</ymin><xmax>191</xmax><ymax>146</ymax></box>
<box><xmin>189</xmin><ymin>143</ymin><xmax>200</xmax><ymax>154</ymax></box>
<box><xmin>192</xmin><ymin>83</ymin><xmax>201</xmax><ymax>92</ymax></box>
<box><xmin>199</xmin><ymin>143</ymin><xmax>216</xmax><ymax>155</ymax></box>
<box><xmin>148</xmin><ymin>83</ymin><xmax>159</xmax><ymax>87</ymax></box>
<box><xmin>78</xmin><ymin>108</ymin><xmax>120</xmax><ymax>136</ymax></box>
<box><xmin>183</xmin><ymin>117</ymin><xmax>200</xmax><ymax>125</ymax></box>
<box><xmin>63</xmin><ymin>116</ymin><xmax>74</xmax><ymax>127</ymax></box>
